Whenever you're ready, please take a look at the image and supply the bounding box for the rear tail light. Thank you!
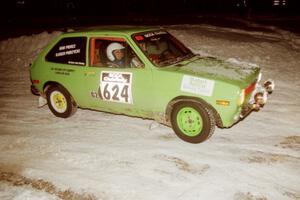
[32,79,40,84]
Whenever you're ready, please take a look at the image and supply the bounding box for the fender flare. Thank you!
[165,96,224,128]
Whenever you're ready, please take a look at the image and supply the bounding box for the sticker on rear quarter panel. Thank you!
[100,71,133,104]
[181,75,215,97]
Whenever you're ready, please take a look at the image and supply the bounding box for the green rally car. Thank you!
[30,27,275,143]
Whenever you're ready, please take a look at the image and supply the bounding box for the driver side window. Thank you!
[89,37,144,68]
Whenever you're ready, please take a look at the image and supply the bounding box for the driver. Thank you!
[106,42,125,67]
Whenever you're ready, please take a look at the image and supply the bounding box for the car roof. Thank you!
[61,26,161,37]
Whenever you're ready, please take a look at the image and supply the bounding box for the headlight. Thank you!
[238,89,245,106]
[258,72,262,82]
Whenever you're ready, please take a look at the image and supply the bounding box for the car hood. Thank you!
[167,56,260,88]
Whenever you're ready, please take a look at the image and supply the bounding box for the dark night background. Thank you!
[1,0,300,39]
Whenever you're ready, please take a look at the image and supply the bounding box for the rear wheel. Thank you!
[46,85,77,118]
[171,101,215,143]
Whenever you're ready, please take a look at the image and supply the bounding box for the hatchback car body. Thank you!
[30,27,274,143]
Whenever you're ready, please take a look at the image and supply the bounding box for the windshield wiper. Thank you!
[173,53,195,66]
[158,57,180,66]
[179,53,194,62]
[158,53,195,67]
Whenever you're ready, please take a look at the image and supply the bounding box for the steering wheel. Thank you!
[107,62,121,68]
[149,54,161,64]
[161,49,174,60]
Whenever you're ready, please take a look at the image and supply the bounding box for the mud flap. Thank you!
[149,121,161,130]
[38,96,47,108]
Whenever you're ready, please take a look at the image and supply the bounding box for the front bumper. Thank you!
[240,79,275,118]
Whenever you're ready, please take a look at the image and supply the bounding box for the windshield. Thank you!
[132,30,194,67]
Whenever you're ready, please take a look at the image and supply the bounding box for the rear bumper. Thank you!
[240,79,275,119]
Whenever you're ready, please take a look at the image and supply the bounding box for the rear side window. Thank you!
[46,37,87,66]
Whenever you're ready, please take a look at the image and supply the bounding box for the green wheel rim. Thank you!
[50,91,67,113]
[176,106,203,137]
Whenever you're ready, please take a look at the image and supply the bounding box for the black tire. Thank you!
[46,85,77,118]
[171,101,215,143]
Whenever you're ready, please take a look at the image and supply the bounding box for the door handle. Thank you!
[85,71,96,76]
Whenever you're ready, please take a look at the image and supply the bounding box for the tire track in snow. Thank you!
[0,171,97,200]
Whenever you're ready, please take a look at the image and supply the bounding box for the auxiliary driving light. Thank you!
[264,79,275,94]
[254,92,267,106]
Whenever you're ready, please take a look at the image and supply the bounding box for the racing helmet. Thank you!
[106,42,125,61]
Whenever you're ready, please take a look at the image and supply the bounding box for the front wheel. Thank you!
[171,102,215,143]
[46,85,77,118]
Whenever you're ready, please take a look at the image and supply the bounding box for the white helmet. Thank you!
[106,42,125,61]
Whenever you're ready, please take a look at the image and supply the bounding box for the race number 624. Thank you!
[101,83,130,103]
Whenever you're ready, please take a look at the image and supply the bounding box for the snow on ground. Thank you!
[0,23,299,200]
